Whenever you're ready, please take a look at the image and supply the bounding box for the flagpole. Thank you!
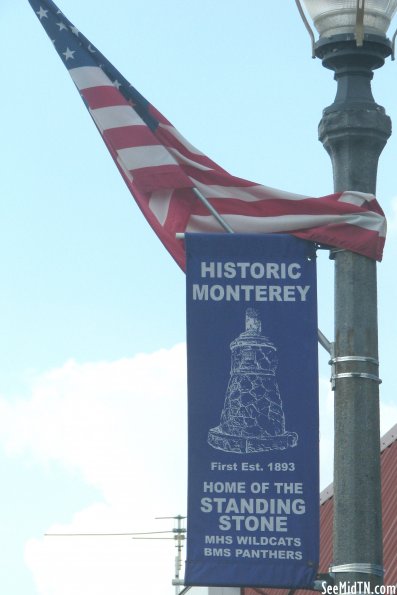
[191,188,235,234]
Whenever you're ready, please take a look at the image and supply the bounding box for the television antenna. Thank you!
[131,515,187,595]
[45,514,187,594]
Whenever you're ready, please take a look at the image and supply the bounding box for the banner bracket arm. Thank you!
[318,329,333,355]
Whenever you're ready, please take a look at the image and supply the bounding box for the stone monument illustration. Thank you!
[208,307,298,453]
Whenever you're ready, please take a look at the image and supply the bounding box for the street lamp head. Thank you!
[296,1,394,196]
[301,0,397,38]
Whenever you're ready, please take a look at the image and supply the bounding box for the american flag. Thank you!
[28,0,386,267]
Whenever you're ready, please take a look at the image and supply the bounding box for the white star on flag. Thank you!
[62,47,75,61]
[36,7,48,19]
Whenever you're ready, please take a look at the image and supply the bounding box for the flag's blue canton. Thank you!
[29,0,159,131]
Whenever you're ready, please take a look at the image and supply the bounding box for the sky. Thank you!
[0,1,397,594]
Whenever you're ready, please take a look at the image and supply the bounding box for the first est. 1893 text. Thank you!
[210,462,295,472]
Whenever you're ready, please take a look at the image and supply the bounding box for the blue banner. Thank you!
[185,234,319,588]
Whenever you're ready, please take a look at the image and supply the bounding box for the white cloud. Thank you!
[25,507,176,595]
[0,344,188,595]
[0,345,188,498]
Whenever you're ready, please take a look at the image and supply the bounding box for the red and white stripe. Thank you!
[69,64,386,269]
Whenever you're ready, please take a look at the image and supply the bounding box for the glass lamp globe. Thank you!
[301,0,397,37]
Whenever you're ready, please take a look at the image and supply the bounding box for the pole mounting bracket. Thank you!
[329,355,381,389]
[332,372,382,384]
[329,563,384,577]
[330,355,379,365]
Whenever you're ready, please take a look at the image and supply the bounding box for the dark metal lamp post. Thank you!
[296,1,397,591]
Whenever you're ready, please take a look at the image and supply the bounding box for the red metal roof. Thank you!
[244,424,397,595]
